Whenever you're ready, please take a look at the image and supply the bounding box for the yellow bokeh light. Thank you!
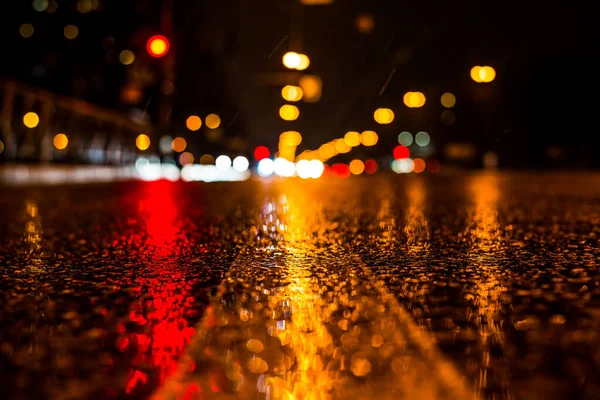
[0,140,4,154]
[199,154,214,165]
[64,25,79,40]
[119,50,135,65]
[77,0,92,13]
[279,105,299,121]
[171,137,187,152]
[344,131,361,147]
[179,151,194,165]
[334,139,351,154]
[374,108,395,124]
[403,92,426,108]
[205,113,221,129]
[318,143,336,160]
[296,54,310,71]
[361,130,378,146]
[136,134,150,151]
[471,66,496,83]
[282,52,301,69]
[186,115,202,131]
[23,112,39,128]
[280,131,302,147]
[299,75,322,103]
[281,85,303,102]
[53,133,68,150]
[149,38,167,56]
[349,159,365,175]
[441,92,456,108]
[20,24,34,38]
[355,14,375,34]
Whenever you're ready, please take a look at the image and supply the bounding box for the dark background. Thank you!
[1,0,594,168]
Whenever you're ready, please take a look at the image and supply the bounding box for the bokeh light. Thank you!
[119,50,135,65]
[470,66,496,83]
[254,146,270,161]
[179,152,194,166]
[158,136,172,154]
[280,131,302,147]
[441,110,456,125]
[440,92,456,108]
[215,155,232,171]
[171,137,187,152]
[403,92,426,108]
[199,154,215,165]
[136,134,151,151]
[334,139,351,154]
[412,158,426,173]
[298,75,322,102]
[205,114,221,129]
[355,14,375,33]
[53,133,68,150]
[77,0,92,13]
[273,158,296,177]
[427,159,441,173]
[282,52,301,69]
[364,159,378,174]
[349,159,365,175]
[64,25,79,40]
[233,156,249,172]
[0,141,4,154]
[32,0,48,12]
[147,35,169,58]
[257,158,274,177]
[398,131,413,146]
[415,131,430,147]
[281,85,303,102]
[393,145,410,159]
[23,112,39,128]
[186,115,202,131]
[296,54,310,71]
[344,131,361,147]
[19,24,34,38]
[360,130,378,146]
[373,108,395,124]
[279,105,299,121]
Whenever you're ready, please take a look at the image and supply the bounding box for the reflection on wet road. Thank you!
[1,173,600,399]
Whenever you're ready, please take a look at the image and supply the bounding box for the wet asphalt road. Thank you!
[1,172,600,400]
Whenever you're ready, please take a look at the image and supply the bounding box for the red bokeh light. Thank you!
[364,159,378,174]
[253,146,270,161]
[393,145,410,159]
[427,158,441,173]
[331,163,351,179]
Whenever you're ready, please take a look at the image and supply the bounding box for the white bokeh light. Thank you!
[232,156,249,172]
[215,155,232,171]
[273,158,295,177]
[257,158,274,177]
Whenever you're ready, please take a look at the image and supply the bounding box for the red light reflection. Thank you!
[118,182,197,395]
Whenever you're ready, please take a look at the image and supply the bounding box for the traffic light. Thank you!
[146,35,170,58]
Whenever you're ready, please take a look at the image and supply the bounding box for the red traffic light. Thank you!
[146,35,170,58]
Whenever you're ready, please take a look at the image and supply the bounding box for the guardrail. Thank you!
[0,80,153,164]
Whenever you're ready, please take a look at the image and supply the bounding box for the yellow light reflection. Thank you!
[404,178,430,254]
[468,173,508,396]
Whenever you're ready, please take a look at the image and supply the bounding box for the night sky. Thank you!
[2,0,594,167]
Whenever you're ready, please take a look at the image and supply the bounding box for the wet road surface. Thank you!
[1,172,600,400]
